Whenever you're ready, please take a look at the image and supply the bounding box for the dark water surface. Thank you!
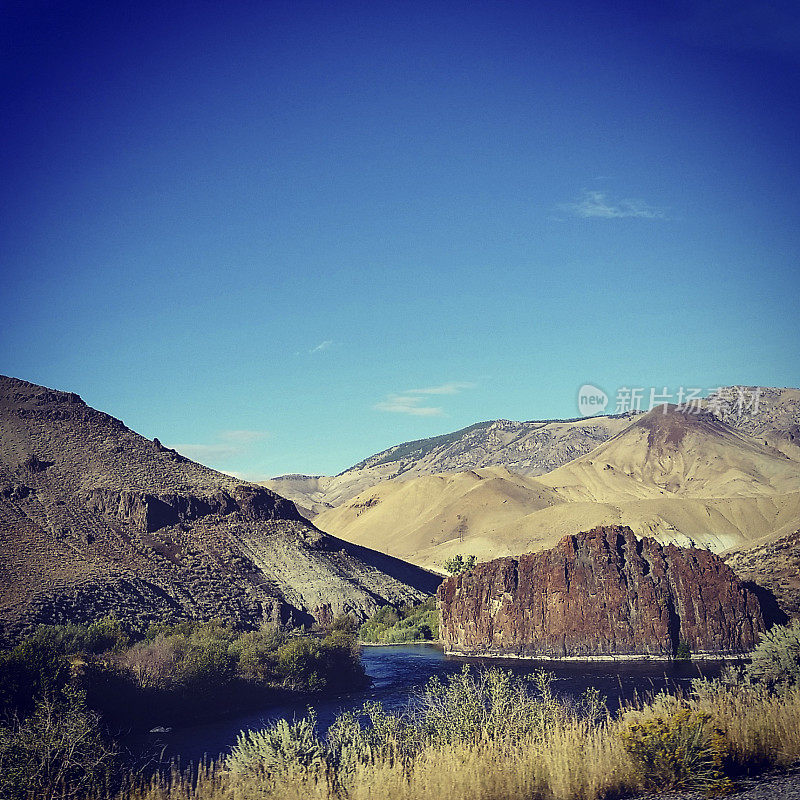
[130,644,727,767]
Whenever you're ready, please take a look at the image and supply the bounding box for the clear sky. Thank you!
[2,0,799,479]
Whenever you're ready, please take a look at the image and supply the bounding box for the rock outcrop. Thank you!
[437,526,765,658]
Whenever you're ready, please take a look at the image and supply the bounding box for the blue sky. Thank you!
[2,0,799,478]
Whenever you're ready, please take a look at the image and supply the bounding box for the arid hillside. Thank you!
[265,387,800,516]
[263,414,638,513]
[0,376,439,640]
[314,406,800,571]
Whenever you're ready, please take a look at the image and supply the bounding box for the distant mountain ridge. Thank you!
[265,386,800,515]
[0,376,438,640]
[264,413,639,513]
[312,403,800,572]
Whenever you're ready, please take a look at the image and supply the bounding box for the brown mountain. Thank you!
[0,376,439,640]
[314,406,800,570]
[725,529,800,620]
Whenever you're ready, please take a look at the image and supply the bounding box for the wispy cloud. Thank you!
[560,190,665,220]
[309,340,333,354]
[374,381,475,416]
[374,394,445,416]
[169,429,268,464]
[405,381,476,396]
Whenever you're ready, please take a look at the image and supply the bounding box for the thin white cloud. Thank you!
[405,381,476,395]
[560,190,665,220]
[309,340,334,354]
[374,381,475,416]
[374,394,445,416]
[169,429,269,464]
[218,429,268,443]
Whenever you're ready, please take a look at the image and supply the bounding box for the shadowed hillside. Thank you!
[0,376,439,640]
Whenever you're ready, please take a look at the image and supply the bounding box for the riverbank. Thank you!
[360,639,441,646]
[442,648,748,662]
[112,667,800,800]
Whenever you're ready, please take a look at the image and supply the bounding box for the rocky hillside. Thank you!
[263,414,637,513]
[313,406,800,569]
[265,387,800,515]
[725,529,800,620]
[437,526,765,659]
[0,376,439,641]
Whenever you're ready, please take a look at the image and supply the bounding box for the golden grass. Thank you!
[119,681,800,800]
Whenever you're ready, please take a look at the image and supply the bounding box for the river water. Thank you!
[134,644,727,767]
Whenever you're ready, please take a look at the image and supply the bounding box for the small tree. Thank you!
[443,554,477,575]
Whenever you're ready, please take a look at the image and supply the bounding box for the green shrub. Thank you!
[0,687,115,800]
[443,554,477,574]
[675,640,692,661]
[228,627,285,684]
[621,706,732,795]
[27,614,131,656]
[745,620,800,686]
[227,711,326,789]
[275,638,327,692]
[416,666,564,746]
[359,598,438,643]
[0,636,70,716]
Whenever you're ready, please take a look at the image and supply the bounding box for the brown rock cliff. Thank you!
[437,526,764,658]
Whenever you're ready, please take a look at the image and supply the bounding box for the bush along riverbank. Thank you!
[6,619,798,800]
[0,615,367,800]
[2,619,800,800]
[358,597,438,644]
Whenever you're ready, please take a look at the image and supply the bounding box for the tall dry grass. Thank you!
[119,674,800,800]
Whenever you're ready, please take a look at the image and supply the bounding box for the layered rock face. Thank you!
[437,526,765,658]
[0,375,439,640]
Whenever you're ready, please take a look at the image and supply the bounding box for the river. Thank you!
[132,644,727,767]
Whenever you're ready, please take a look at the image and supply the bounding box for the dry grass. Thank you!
[118,678,800,800]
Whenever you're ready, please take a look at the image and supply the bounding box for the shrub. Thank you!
[117,620,237,691]
[228,628,284,684]
[675,640,692,661]
[359,598,438,643]
[443,554,477,575]
[0,636,70,716]
[227,710,326,790]
[28,614,131,656]
[0,687,115,800]
[621,705,732,795]
[415,666,565,746]
[745,620,800,686]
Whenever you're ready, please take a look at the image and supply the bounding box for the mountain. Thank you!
[313,406,800,570]
[0,376,439,640]
[264,387,800,516]
[725,529,800,620]
[263,413,638,513]
[706,386,800,461]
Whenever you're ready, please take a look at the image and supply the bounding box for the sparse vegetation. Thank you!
[442,554,476,575]
[359,598,438,643]
[90,664,800,800]
[745,619,800,686]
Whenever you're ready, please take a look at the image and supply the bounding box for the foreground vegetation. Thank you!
[2,619,800,800]
[359,598,438,643]
[0,616,365,800]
